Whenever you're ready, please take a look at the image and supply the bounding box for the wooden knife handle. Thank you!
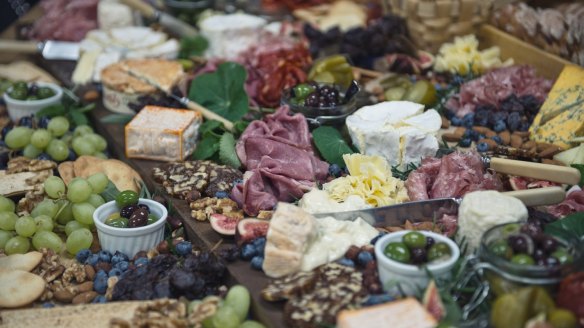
[184,99,234,132]
[490,157,581,185]
[502,187,566,206]
[118,0,157,19]
[0,40,39,54]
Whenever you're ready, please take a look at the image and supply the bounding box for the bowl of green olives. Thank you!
[93,194,167,258]
[3,81,63,122]
[374,230,460,295]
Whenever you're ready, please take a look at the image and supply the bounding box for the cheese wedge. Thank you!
[530,65,584,149]
[119,59,184,93]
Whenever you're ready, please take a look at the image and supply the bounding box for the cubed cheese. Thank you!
[346,101,441,168]
[530,65,584,149]
[125,106,202,161]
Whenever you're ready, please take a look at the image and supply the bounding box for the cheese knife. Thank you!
[119,0,199,38]
[0,40,79,61]
[313,187,566,227]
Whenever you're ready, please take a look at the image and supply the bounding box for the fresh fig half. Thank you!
[422,280,445,321]
[509,176,529,190]
[235,218,270,246]
[209,213,238,236]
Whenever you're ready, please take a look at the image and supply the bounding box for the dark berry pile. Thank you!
[303,15,415,69]
[449,94,543,133]
[112,250,227,301]
[127,87,184,112]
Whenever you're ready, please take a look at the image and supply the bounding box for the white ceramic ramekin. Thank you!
[374,230,460,296]
[3,82,63,122]
[93,198,167,258]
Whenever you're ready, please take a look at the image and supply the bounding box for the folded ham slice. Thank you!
[232,106,329,216]
[546,189,584,218]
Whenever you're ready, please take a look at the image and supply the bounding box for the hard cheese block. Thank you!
[530,65,584,149]
[125,106,202,161]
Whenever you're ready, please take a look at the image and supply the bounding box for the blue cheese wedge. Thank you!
[346,101,441,169]
[125,106,202,162]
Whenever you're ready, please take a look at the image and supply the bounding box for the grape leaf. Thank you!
[188,62,249,121]
[193,135,220,160]
[312,126,356,166]
[218,132,241,169]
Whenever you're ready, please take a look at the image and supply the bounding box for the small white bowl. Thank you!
[3,82,63,122]
[93,199,168,258]
[374,230,460,296]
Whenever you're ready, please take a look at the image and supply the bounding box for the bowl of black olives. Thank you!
[3,81,62,122]
[281,80,360,127]
[93,191,167,258]
[374,230,460,296]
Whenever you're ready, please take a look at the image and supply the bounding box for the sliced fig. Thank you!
[422,280,445,321]
[235,218,270,246]
[526,180,557,189]
[209,214,238,236]
[509,176,529,190]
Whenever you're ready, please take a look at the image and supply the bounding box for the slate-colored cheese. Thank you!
[125,106,202,162]
[530,65,584,149]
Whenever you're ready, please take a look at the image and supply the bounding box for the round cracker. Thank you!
[0,252,43,272]
[0,270,46,308]
[101,159,142,192]
[73,155,105,177]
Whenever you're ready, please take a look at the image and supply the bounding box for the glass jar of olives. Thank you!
[281,81,360,128]
[477,222,581,296]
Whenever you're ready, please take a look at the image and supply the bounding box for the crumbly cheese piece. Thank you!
[298,188,371,214]
[125,106,202,162]
[337,297,437,328]
[200,13,266,60]
[98,1,134,30]
[323,154,409,207]
[72,51,100,85]
[458,190,528,253]
[434,34,513,75]
[530,65,584,149]
[346,101,441,169]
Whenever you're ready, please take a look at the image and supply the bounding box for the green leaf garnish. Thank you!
[193,135,220,160]
[188,62,249,122]
[544,212,584,245]
[100,180,121,202]
[218,132,241,169]
[570,164,584,186]
[312,126,355,166]
[178,35,209,59]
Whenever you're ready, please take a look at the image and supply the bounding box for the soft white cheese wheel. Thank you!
[458,190,528,253]
[200,13,267,60]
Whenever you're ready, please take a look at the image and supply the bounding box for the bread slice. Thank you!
[119,59,184,94]
[337,297,437,328]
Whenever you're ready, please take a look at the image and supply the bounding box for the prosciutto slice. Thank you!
[406,151,503,200]
[232,106,328,216]
[546,189,584,218]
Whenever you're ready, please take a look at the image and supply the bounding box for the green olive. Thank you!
[427,242,451,262]
[13,81,27,90]
[384,242,411,263]
[9,88,27,100]
[147,214,158,225]
[489,240,514,260]
[552,249,573,265]
[402,231,427,249]
[293,83,316,100]
[510,254,535,265]
[105,214,128,228]
[115,190,139,207]
[36,87,55,99]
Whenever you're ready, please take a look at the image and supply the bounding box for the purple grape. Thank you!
[520,223,542,239]
[508,235,529,254]
[538,236,558,254]
[533,248,546,261]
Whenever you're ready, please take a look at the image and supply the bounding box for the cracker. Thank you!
[0,252,42,272]
[100,159,141,192]
[58,161,75,185]
[0,270,46,308]
[73,156,105,177]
